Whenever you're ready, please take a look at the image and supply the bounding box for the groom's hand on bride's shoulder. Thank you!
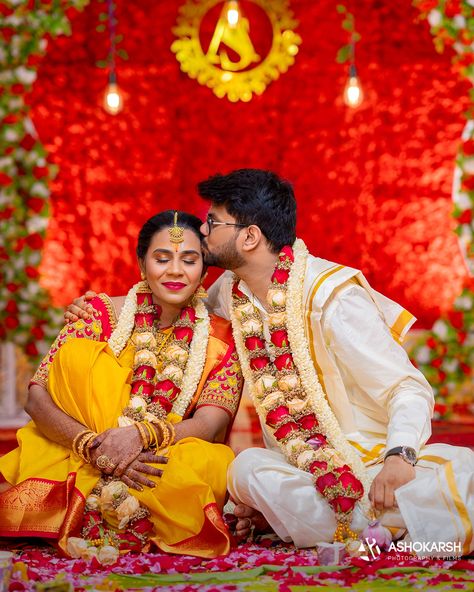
[64,290,97,323]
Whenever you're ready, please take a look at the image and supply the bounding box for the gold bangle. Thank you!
[72,429,91,457]
[157,420,170,450]
[166,421,176,446]
[77,431,96,463]
[134,422,149,450]
[143,421,157,449]
[83,432,99,463]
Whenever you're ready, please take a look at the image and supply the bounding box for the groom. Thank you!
[195,168,474,554]
[67,168,474,554]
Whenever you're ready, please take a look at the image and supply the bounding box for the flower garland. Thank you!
[67,282,210,563]
[0,1,90,359]
[411,0,474,418]
[229,241,368,541]
[111,281,210,422]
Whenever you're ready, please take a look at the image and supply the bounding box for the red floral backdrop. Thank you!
[29,0,470,328]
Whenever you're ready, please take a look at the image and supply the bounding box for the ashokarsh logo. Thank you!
[171,0,301,102]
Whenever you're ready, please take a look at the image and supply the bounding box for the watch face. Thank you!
[403,447,417,464]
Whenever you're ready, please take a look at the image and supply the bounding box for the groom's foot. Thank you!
[234,503,272,539]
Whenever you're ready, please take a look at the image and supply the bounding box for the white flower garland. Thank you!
[287,240,371,510]
[230,240,371,514]
[172,297,209,417]
[108,281,210,418]
[108,282,141,357]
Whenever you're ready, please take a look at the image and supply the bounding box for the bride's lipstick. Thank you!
[162,282,186,291]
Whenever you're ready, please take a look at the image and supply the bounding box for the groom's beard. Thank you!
[202,238,245,270]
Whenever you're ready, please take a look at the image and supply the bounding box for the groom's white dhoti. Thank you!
[208,256,474,556]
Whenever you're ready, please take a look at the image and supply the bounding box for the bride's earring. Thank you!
[194,284,208,299]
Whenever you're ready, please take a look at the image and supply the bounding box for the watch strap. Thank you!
[385,446,417,465]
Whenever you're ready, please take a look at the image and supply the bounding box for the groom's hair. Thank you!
[197,169,296,253]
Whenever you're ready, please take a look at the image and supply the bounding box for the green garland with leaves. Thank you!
[0,1,90,359]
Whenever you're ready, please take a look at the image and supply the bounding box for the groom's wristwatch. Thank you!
[384,446,417,466]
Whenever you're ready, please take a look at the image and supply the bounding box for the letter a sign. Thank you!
[171,0,301,102]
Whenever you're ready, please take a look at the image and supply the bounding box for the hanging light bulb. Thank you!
[103,72,123,115]
[343,63,363,108]
[225,0,240,27]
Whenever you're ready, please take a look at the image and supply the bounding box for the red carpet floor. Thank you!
[0,539,473,592]
[1,423,473,591]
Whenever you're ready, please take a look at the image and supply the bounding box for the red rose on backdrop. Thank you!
[266,405,290,427]
[458,209,472,224]
[273,421,299,440]
[5,300,18,314]
[274,353,294,370]
[0,172,13,186]
[26,197,45,213]
[0,207,14,220]
[25,265,40,279]
[447,309,464,328]
[174,326,194,342]
[250,356,270,370]
[245,335,265,350]
[271,329,289,347]
[426,336,438,349]
[20,134,36,150]
[31,326,45,340]
[13,238,25,252]
[25,342,39,356]
[26,233,44,250]
[463,140,474,155]
[6,283,20,292]
[5,316,19,329]
[330,495,357,513]
[444,0,461,18]
[461,175,474,191]
[33,166,49,179]
[271,269,290,284]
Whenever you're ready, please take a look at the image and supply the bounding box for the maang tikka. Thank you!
[168,211,185,251]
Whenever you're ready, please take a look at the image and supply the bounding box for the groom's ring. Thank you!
[96,454,115,471]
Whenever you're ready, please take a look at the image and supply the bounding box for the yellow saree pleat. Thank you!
[0,338,234,558]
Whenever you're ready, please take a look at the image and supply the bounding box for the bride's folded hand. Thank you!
[118,452,168,491]
[90,426,142,477]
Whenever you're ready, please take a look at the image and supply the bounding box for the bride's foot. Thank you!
[234,503,272,539]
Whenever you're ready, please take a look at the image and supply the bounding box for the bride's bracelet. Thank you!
[72,429,97,463]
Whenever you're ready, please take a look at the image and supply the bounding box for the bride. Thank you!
[0,210,243,561]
